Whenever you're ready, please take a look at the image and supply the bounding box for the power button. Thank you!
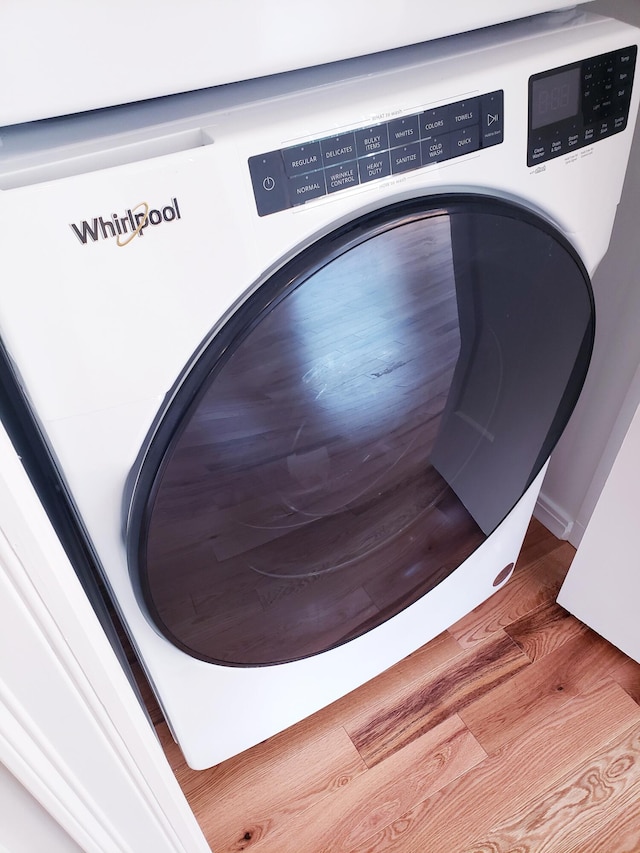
[248,151,290,216]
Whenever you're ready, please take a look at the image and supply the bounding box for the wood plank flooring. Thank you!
[147,519,640,852]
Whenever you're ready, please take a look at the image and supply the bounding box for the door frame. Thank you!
[0,420,209,852]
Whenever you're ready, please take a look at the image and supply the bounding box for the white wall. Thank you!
[537,0,640,546]
[557,355,640,661]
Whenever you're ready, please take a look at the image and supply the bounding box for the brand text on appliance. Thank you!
[69,198,181,246]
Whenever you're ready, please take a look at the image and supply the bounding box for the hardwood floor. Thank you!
[146,519,640,852]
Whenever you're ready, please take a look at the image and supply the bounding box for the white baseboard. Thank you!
[534,491,574,541]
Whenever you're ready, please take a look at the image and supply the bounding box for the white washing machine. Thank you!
[0,10,638,769]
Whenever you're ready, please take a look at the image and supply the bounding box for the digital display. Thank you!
[531,67,581,130]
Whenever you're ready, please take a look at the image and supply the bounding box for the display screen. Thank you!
[531,67,581,130]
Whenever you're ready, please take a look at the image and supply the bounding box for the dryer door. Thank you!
[127,195,593,666]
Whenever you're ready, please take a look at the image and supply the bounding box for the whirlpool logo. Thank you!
[69,198,181,247]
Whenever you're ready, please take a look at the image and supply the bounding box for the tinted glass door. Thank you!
[127,196,593,666]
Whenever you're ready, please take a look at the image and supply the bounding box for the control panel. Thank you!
[528,45,637,167]
[249,91,503,216]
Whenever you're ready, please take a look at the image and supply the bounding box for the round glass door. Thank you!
[127,195,594,665]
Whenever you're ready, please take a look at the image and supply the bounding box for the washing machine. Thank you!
[0,10,638,770]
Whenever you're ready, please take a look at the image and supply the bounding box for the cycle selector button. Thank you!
[249,89,505,216]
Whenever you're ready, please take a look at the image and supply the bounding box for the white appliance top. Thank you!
[1,0,593,126]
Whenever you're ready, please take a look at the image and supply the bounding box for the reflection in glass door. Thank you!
[128,197,593,666]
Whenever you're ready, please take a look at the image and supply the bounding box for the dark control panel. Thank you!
[528,45,637,167]
[249,91,503,216]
